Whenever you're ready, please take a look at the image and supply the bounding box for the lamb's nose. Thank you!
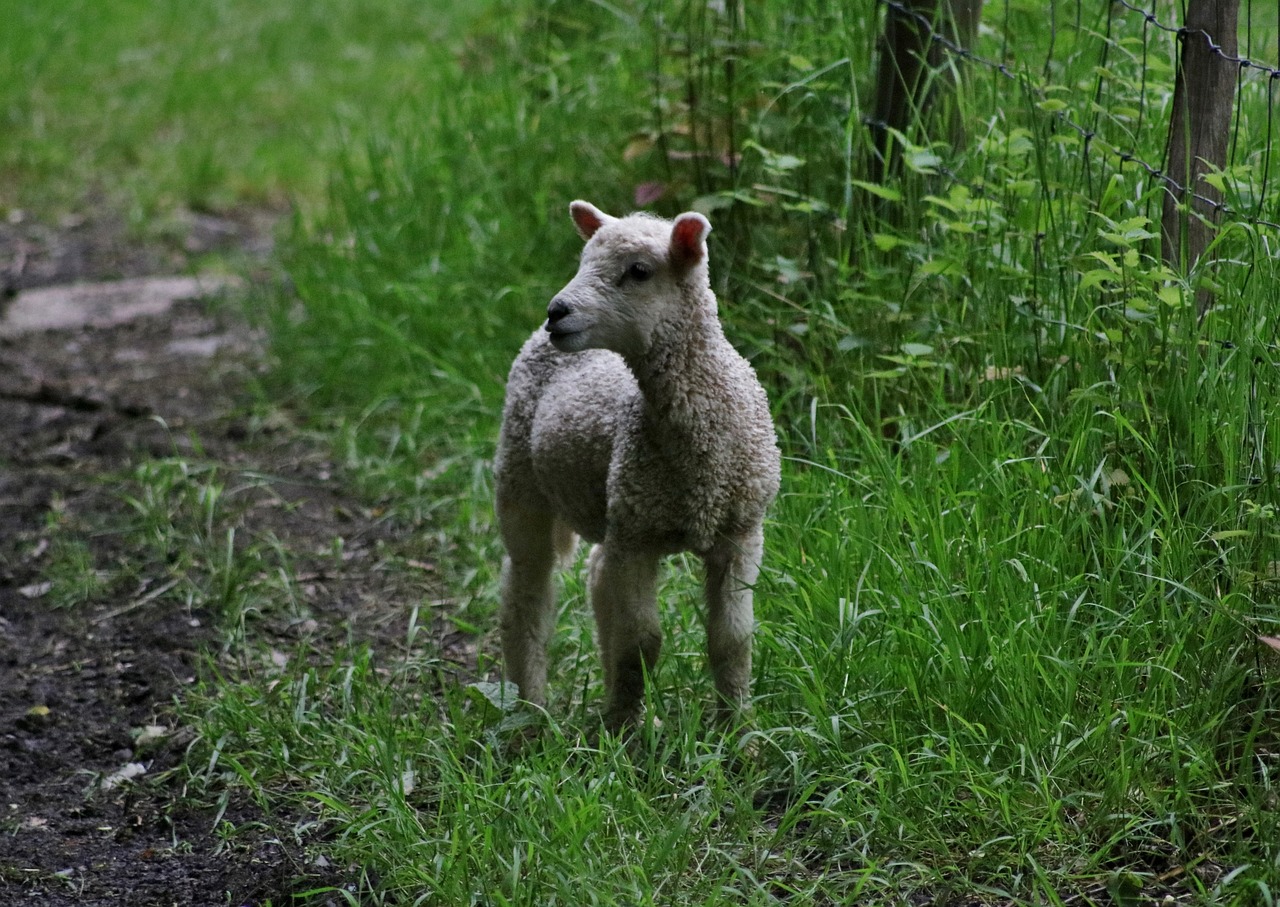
[546,297,571,325]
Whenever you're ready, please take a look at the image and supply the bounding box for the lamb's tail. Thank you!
[552,519,579,570]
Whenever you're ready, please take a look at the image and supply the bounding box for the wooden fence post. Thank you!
[867,0,982,183]
[1161,0,1240,315]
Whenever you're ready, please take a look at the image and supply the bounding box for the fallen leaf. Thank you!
[623,134,655,162]
[634,182,667,206]
[132,724,169,748]
[982,365,1024,382]
[17,705,52,731]
[19,581,53,599]
[1260,636,1280,653]
[466,680,521,718]
[101,762,147,790]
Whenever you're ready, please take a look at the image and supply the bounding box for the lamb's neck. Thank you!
[627,306,734,437]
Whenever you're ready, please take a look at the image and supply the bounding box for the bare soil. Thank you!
[0,211,441,905]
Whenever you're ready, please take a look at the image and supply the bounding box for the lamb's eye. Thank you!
[625,262,653,282]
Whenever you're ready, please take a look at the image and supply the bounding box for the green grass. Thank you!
[209,0,1280,902]
[10,0,1280,903]
[0,0,481,221]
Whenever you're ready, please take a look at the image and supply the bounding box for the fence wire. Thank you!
[1112,0,1280,79]
[875,0,1280,233]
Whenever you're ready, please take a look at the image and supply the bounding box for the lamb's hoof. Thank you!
[729,727,762,769]
[500,707,551,756]
[594,708,660,750]
[715,709,762,768]
[503,722,535,754]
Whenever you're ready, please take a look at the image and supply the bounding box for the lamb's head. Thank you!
[544,200,713,361]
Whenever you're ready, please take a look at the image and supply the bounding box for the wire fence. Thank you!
[1112,0,1280,79]
[876,0,1280,233]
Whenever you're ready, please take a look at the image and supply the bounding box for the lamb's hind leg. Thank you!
[590,544,661,731]
[498,498,563,709]
[586,546,615,698]
[704,525,764,724]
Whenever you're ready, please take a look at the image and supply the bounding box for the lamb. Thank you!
[494,200,781,732]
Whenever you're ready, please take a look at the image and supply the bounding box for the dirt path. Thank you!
[0,216,438,904]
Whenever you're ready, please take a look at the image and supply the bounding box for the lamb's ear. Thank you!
[669,212,711,270]
[569,200,613,241]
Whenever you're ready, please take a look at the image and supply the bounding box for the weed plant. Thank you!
[186,0,1280,903]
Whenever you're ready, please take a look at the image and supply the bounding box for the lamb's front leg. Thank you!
[704,526,764,724]
[590,544,661,731]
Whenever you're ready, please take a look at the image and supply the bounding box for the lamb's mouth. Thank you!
[546,324,583,342]
[547,327,588,352]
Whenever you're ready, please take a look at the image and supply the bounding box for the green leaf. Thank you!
[1098,215,1159,246]
[1079,269,1114,290]
[923,194,959,213]
[872,232,911,251]
[693,193,737,214]
[851,179,902,202]
[865,367,908,379]
[1210,529,1251,541]
[1106,872,1145,907]
[920,258,963,277]
[1083,250,1121,273]
[904,149,942,174]
[745,139,805,172]
[1200,170,1228,193]
[880,354,939,368]
[724,189,766,207]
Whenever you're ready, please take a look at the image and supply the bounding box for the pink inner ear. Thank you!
[570,202,608,240]
[671,213,710,266]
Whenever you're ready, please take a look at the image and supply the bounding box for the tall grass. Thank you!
[192,0,1280,902]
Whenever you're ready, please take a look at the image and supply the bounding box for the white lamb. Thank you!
[494,200,781,731]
